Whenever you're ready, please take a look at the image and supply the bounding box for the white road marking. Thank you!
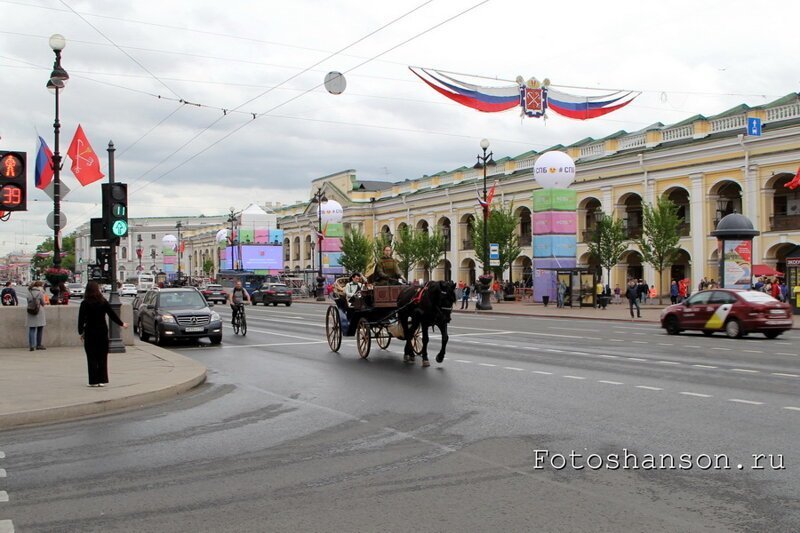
[771,373,799,378]
[626,357,646,362]
[784,406,800,412]
[502,345,518,348]
[568,351,588,355]
[598,380,623,385]
[728,399,764,405]
[680,392,712,398]
[503,366,525,371]
[531,370,553,375]
[731,368,759,374]
[545,349,564,353]
[0,520,13,533]
[454,359,472,363]
[0,469,4,478]
[222,341,326,349]
[563,375,586,380]
[0,491,7,502]
[657,361,680,365]
[597,354,618,359]
[632,340,648,344]
[711,347,732,351]
[685,345,700,348]
[609,339,624,342]
[450,331,514,337]
[742,350,763,354]
[692,364,717,369]
[549,326,599,333]
[636,385,663,391]
[775,352,796,356]
[658,343,674,346]
[478,363,497,367]
[0,452,4,459]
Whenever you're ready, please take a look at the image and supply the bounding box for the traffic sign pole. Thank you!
[106,141,125,354]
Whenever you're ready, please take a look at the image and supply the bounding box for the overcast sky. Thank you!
[1,0,798,255]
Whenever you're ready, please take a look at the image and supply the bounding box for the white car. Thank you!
[67,283,84,298]
[120,284,138,297]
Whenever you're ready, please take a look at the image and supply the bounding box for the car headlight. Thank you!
[211,312,220,322]
[160,314,176,323]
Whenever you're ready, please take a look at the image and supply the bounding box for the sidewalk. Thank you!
[0,342,206,430]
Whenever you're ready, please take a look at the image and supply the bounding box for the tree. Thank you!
[414,229,445,281]
[468,201,521,280]
[203,258,215,276]
[392,225,418,280]
[586,212,628,289]
[338,228,372,275]
[31,234,76,278]
[637,198,682,304]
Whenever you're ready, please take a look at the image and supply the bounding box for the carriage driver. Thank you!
[372,245,405,285]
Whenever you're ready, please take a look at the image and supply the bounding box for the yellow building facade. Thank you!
[276,94,800,293]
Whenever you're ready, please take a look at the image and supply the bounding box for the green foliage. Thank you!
[392,225,418,279]
[31,233,76,277]
[637,198,683,303]
[468,201,521,280]
[203,258,215,275]
[586,213,628,284]
[338,228,372,275]
[414,229,445,280]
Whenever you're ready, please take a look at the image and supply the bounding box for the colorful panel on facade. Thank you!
[533,235,577,258]
[324,223,345,238]
[321,237,342,252]
[532,188,577,212]
[239,229,254,244]
[254,229,269,243]
[533,211,577,235]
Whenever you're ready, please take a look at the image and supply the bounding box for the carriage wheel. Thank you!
[356,318,371,359]
[411,325,424,355]
[325,306,342,352]
[376,326,392,350]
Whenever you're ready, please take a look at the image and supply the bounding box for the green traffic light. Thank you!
[112,220,128,237]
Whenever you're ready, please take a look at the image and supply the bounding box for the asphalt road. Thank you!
[2,302,798,532]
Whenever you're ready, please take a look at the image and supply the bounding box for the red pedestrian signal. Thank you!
[0,151,26,211]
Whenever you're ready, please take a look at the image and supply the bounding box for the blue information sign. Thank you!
[747,117,762,136]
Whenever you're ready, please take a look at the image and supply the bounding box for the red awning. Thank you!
[752,264,783,277]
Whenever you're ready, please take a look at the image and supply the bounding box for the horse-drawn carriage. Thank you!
[325,283,424,359]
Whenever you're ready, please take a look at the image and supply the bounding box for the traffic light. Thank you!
[102,182,128,241]
[0,151,27,212]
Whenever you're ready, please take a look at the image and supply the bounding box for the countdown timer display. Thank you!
[0,151,26,211]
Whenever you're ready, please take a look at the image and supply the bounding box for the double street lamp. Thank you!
[473,138,495,310]
[309,188,327,301]
[227,207,238,270]
[47,34,69,270]
[175,221,183,284]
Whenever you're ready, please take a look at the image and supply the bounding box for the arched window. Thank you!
[121,247,127,259]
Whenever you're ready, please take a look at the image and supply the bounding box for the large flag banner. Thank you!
[35,136,54,190]
[785,167,800,190]
[66,124,105,186]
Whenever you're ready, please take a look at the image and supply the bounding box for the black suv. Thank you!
[138,287,223,345]
[250,283,292,306]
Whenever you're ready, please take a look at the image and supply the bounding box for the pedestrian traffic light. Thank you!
[102,182,128,241]
[0,151,27,212]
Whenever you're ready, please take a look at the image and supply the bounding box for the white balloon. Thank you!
[324,71,346,95]
[162,234,177,245]
[533,151,576,189]
[215,229,228,243]
[318,199,343,224]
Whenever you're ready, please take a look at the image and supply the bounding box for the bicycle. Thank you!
[232,303,247,336]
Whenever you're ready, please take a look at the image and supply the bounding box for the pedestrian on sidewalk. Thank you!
[626,280,641,318]
[26,280,48,351]
[1,281,18,306]
[78,281,128,388]
[557,279,566,308]
[460,285,470,310]
[670,280,679,304]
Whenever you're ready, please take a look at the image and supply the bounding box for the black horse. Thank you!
[397,280,457,367]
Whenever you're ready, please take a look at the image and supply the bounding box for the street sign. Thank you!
[747,117,762,136]
[489,243,500,266]
[490,259,500,267]
[46,211,67,230]
[42,180,71,201]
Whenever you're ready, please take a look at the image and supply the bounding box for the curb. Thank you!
[0,344,207,430]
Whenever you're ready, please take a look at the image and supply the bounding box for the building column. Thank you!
[744,163,760,261]
[690,173,706,283]
[600,186,613,215]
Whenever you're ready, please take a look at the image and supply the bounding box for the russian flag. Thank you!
[35,136,54,190]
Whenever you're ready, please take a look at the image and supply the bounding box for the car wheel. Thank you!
[285,302,291,307]
[702,330,713,336]
[138,320,148,341]
[209,335,222,345]
[154,327,164,346]
[724,318,742,339]
[763,330,782,339]
[665,315,681,335]
[272,302,278,306]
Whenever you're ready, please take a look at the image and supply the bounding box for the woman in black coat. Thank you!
[78,281,128,387]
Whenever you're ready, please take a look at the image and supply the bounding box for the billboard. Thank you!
[222,245,282,270]
[722,240,752,290]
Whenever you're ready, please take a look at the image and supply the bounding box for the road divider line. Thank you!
[0,469,5,478]
[712,347,732,351]
[503,367,525,371]
[531,370,552,375]
[609,339,624,342]
[685,345,700,348]
[692,364,717,369]
[728,399,763,405]
[742,350,763,354]
[563,375,586,380]
[775,352,796,356]
[626,357,646,362]
[0,491,7,502]
[597,354,618,359]
[658,343,674,346]
[656,361,680,365]
[784,406,800,412]
[680,392,712,398]
[772,373,799,378]
[454,359,472,363]
[567,351,588,355]
[478,363,497,367]
[0,520,14,533]
[731,369,759,374]
[632,341,648,344]
[636,385,663,391]
[598,380,623,385]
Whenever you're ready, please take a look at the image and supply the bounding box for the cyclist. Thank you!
[229,281,250,326]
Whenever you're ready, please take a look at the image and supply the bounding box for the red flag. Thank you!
[486,180,498,206]
[785,167,800,190]
[179,241,185,254]
[66,125,105,186]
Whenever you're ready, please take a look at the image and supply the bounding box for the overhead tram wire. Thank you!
[127,0,491,199]
[58,0,183,100]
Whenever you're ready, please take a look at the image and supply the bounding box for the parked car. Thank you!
[67,282,84,298]
[250,283,292,306]
[201,284,228,304]
[138,287,223,345]
[131,293,145,333]
[660,289,793,338]
[120,283,138,297]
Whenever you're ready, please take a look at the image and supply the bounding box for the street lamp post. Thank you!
[473,138,495,310]
[136,234,143,272]
[226,207,237,270]
[442,224,450,281]
[176,221,183,285]
[47,34,69,272]
[310,188,327,301]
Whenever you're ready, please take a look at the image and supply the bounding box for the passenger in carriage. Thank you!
[345,272,364,308]
[372,246,405,286]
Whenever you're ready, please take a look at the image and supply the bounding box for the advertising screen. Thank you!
[223,245,282,270]
[722,240,752,289]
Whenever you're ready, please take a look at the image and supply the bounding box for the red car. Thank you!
[660,289,793,339]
